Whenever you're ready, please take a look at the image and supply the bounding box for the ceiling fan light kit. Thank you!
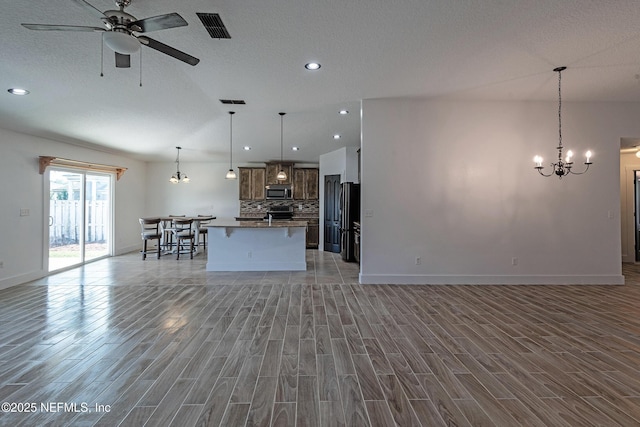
[103,30,140,54]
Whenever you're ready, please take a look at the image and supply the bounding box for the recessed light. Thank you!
[333,134,341,140]
[339,110,349,115]
[292,146,300,151]
[8,88,29,95]
[305,62,321,70]
[243,146,251,151]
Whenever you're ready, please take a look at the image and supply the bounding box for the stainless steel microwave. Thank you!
[266,184,292,200]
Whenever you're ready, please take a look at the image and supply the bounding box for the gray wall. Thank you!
[360,98,639,284]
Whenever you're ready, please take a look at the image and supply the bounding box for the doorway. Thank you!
[48,169,112,272]
[324,174,341,252]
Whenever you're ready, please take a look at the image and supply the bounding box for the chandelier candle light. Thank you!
[225,111,237,179]
[534,66,592,178]
[169,146,189,183]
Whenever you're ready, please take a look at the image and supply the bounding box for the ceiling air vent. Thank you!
[220,99,246,105]
[197,13,231,39]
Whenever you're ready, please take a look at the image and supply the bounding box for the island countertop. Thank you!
[206,219,307,271]
[208,219,308,228]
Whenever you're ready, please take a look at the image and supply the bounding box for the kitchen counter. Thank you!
[212,219,308,228]
[206,219,307,271]
[235,215,319,221]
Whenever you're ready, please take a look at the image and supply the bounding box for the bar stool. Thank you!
[172,218,195,259]
[197,215,215,252]
[139,218,162,260]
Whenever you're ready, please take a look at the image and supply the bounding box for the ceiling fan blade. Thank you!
[115,52,131,68]
[21,23,105,32]
[138,36,199,66]
[129,13,188,33]
[70,0,108,20]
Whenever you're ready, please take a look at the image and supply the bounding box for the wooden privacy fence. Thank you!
[49,200,109,246]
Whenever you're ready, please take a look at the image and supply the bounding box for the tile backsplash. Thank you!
[240,199,319,216]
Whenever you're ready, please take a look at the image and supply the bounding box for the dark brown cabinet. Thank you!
[239,167,265,200]
[306,218,319,248]
[292,168,319,200]
[266,162,293,185]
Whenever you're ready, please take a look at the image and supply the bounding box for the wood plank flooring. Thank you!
[1,252,640,426]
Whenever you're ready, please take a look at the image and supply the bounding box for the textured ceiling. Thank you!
[3,0,640,162]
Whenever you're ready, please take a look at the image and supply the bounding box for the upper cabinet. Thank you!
[293,168,319,200]
[266,162,294,185]
[240,163,317,200]
[239,167,266,200]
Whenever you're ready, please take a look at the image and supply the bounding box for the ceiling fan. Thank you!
[21,0,199,68]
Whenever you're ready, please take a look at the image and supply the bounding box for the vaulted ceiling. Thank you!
[2,0,640,162]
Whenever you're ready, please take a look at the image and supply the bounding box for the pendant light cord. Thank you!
[280,114,284,162]
[176,146,180,176]
[554,66,566,163]
[229,111,234,169]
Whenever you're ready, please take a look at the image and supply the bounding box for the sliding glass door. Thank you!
[48,169,112,272]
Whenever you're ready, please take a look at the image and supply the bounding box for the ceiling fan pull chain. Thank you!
[100,32,104,77]
[139,50,142,87]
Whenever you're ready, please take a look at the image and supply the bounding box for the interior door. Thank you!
[636,171,640,262]
[48,169,112,271]
[324,174,341,252]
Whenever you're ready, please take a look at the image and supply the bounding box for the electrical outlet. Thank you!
[512,257,518,266]
[248,251,252,259]
[20,208,29,216]
[364,209,374,218]
[415,257,421,265]
[0,260,4,269]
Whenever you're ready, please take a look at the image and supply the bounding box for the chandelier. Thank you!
[169,146,190,183]
[225,111,237,179]
[534,66,592,178]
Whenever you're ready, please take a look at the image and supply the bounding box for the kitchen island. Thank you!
[206,219,308,271]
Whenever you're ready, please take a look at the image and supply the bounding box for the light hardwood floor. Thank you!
[1,252,640,426]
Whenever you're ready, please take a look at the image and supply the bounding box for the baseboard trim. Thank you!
[115,244,140,256]
[0,271,46,291]
[358,273,625,285]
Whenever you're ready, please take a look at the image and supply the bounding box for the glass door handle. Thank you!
[49,216,53,226]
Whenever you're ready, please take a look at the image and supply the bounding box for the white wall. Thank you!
[620,151,640,263]
[145,162,240,219]
[0,127,147,290]
[361,98,640,285]
[318,147,360,251]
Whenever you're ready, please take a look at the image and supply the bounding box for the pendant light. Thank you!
[170,146,189,183]
[225,111,237,179]
[277,112,287,180]
[533,67,592,178]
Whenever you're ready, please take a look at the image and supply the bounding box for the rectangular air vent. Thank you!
[197,13,231,39]
[220,99,246,105]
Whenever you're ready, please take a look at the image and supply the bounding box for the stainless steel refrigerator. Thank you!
[340,182,360,261]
